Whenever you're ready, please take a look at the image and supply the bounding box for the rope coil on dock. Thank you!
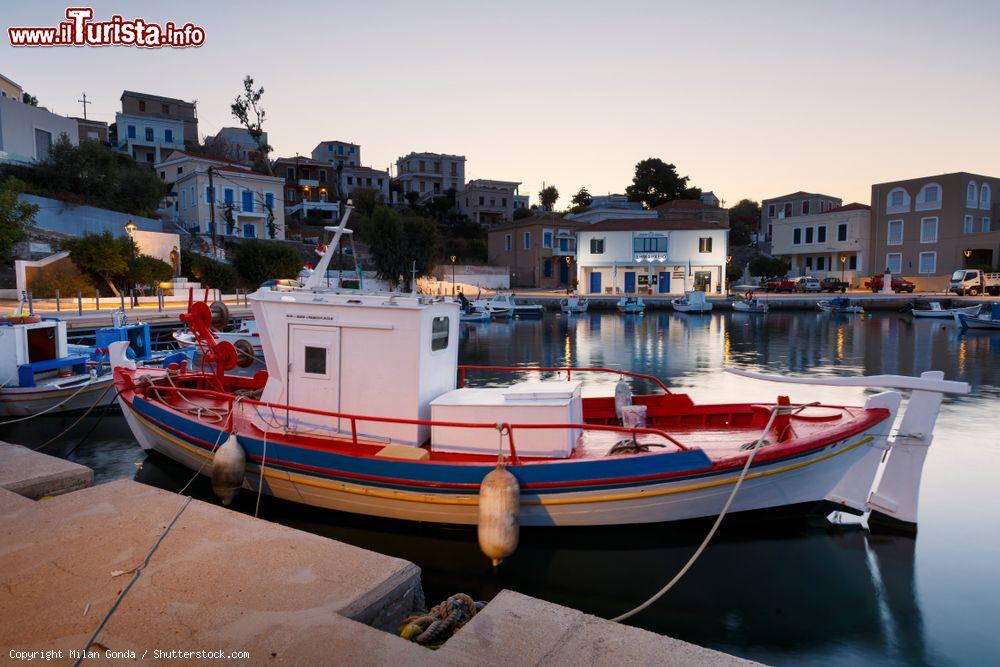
[399,593,487,647]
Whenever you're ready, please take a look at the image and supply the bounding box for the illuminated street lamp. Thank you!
[450,255,457,296]
[124,220,138,235]
[840,254,847,281]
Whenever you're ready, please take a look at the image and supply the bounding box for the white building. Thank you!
[312,140,361,167]
[0,96,79,164]
[576,218,730,295]
[770,203,871,285]
[342,165,390,201]
[565,206,657,225]
[157,152,286,240]
[115,112,185,164]
[395,152,466,201]
[205,127,268,166]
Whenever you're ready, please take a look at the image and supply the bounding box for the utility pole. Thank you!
[208,166,217,255]
[77,93,91,120]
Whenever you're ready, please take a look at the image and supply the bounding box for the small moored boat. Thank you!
[911,302,981,319]
[817,297,864,314]
[559,294,589,314]
[617,295,645,314]
[481,293,544,318]
[732,292,768,313]
[671,291,712,313]
[955,304,1000,331]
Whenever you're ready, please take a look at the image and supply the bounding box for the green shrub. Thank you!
[749,256,789,277]
[231,240,303,286]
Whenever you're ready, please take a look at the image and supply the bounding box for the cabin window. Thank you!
[431,316,450,351]
[304,346,327,375]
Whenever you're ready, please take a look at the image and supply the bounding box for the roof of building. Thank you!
[70,117,108,127]
[396,151,466,161]
[762,190,841,202]
[653,198,718,212]
[466,179,521,189]
[120,90,196,107]
[158,150,252,170]
[0,73,21,89]
[585,217,729,232]
[827,202,870,213]
[272,156,330,167]
[871,172,1000,187]
[489,214,585,231]
[315,139,359,146]
[342,164,388,175]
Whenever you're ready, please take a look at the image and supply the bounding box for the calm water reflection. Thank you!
[5,311,998,666]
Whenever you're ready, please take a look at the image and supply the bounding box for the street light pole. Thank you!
[450,255,457,296]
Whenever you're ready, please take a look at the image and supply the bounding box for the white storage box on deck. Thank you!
[430,380,583,458]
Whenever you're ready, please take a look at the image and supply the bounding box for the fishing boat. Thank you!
[173,318,263,355]
[617,295,645,314]
[480,293,544,319]
[0,315,117,418]
[671,291,712,313]
[559,294,589,314]
[732,297,769,313]
[460,309,491,323]
[69,310,195,369]
[817,297,864,314]
[109,213,969,532]
[911,302,981,319]
[955,304,1000,331]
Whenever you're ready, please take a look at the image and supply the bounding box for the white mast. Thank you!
[305,205,353,290]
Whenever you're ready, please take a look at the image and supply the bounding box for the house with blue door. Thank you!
[487,214,587,288]
[576,217,729,295]
[157,151,285,240]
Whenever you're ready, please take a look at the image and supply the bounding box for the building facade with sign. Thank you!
[575,218,729,295]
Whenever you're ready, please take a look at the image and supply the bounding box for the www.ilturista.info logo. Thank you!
[7,7,205,48]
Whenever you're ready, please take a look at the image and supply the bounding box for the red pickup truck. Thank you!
[763,277,795,293]
[864,275,916,293]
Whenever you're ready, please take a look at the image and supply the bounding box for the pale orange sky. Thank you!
[4,0,999,207]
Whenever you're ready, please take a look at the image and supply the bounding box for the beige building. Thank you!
[159,152,285,240]
[72,117,109,144]
[120,90,198,144]
[0,73,23,102]
[312,140,361,167]
[760,191,842,242]
[395,152,465,201]
[459,179,521,225]
[770,203,871,286]
[487,214,586,288]
[870,172,999,290]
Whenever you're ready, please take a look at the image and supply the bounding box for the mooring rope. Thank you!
[31,383,120,451]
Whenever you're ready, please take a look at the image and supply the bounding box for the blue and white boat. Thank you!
[955,303,1000,330]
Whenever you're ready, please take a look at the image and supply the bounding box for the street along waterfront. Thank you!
[5,309,997,666]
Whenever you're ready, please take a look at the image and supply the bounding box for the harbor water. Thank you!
[5,310,998,666]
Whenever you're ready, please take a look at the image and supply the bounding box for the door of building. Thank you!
[559,260,569,284]
[658,272,670,294]
[693,271,711,292]
[624,271,636,294]
[288,325,341,432]
[589,271,601,294]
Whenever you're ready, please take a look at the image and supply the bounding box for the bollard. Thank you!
[55,289,61,312]
[120,291,125,311]
[95,289,100,311]
[77,291,83,316]
[157,288,163,312]
[27,292,34,315]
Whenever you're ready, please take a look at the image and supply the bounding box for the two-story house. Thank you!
[120,90,198,144]
[459,180,522,225]
[576,217,730,295]
[394,152,465,202]
[0,96,78,164]
[272,156,340,221]
[114,111,185,164]
[158,152,285,240]
[487,214,586,288]
[312,140,361,168]
[341,165,390,201]
[760,191,843,242]
[770,203,871,285]
[870,172,1000,290]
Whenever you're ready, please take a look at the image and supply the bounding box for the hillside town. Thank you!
[1,70,997,300]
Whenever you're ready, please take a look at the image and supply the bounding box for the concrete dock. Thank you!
[0,444,749,665]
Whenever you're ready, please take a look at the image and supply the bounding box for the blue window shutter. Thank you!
[127,125,136,138]
[224,189,234,204]
[265,193,274,209]
[165,129,173,142]
[242,190,253,212]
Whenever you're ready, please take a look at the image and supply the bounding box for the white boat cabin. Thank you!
[0,319,85,388]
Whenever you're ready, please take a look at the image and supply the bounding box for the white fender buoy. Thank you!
[211,433,245,506]
[477,463,520,566]
[614,377,632,421]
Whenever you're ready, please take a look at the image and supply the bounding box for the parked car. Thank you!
[792,276,821,293]
[820,277,849,293]
[260,278,304,291]
[864,275,916,293]
[763,276,795,293]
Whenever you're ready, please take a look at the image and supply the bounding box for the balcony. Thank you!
[552,246,576,257]
[299,179,320,188]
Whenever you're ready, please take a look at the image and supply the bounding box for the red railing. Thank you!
[458,365,671,394]
[138,383,688,464]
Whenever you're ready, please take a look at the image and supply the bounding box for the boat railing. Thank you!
[137,382,688,463]
[457,365,671,394]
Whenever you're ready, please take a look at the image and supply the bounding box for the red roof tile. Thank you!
[827,202,870,213]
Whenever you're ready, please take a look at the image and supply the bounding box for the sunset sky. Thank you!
[3,0,999,207]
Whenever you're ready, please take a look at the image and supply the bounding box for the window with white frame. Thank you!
[767,203,776,218]
[964,215,974,233]
[982,184,992,209]
[967,182,978,207]
[920,217,938,243]
[817,225,827,243]
[887,219,903,245]
[504,234,511,251]
[983,217,991,233]
[916,183,941,210]
[886,253,902,274]
[805,227,814,244]
[837,223,848,242]
[590,238,605,254]
[918,251,936,274]
[542,229,553,248]
[523,232,531,249]
[887,188,909,213]
[793,228,802,245]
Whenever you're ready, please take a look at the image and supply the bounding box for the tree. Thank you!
[512,207,532,221]
[21,92,38,106]
[625,158,701,209]
[539,185,559,212]
[569,187,592,213]
[402,215,440,288]
[727,199,761,247]
[231,239,303,286]
[358,206,407,286]
[0,177,37,263]
[130,254,172,291]
[749,255,789,278]
[405,191,420,206]
[182,249,239,292]
[61,231,167,296]
[350,187,382,218]
[223,203,236,235]
[230,76,273,175]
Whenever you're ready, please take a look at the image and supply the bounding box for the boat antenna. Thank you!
[305,205,353,290]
